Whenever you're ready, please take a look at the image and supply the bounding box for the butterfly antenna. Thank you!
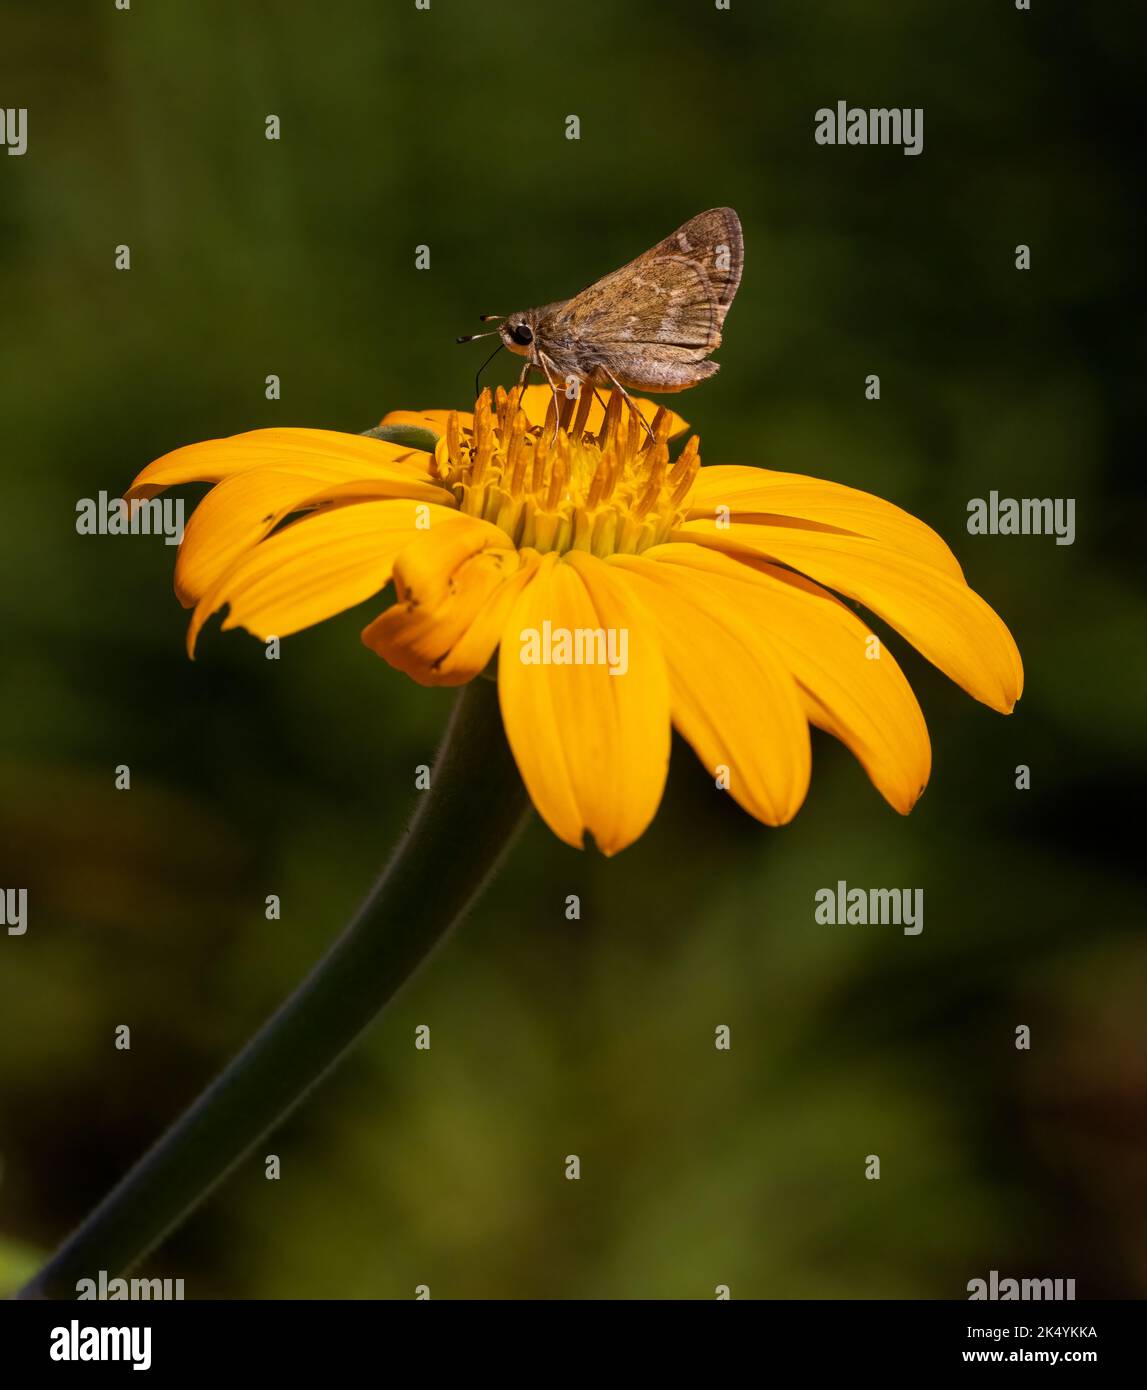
[456,314,505,345]
[474,342,505,398]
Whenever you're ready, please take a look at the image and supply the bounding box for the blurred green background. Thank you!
[1,0,1144,1298]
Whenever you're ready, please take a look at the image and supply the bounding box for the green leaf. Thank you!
[362,424,441,453]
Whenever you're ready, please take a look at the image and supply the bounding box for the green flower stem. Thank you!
[19,678,530,1300]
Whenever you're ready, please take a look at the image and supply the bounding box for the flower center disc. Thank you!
[433,385,701,557]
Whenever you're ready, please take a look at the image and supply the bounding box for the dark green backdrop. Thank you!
[1,0,1143,1297]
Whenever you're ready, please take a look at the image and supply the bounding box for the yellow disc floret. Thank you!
[433,385,700,558]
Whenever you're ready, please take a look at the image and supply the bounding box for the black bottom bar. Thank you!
[2,1297,1138,1376]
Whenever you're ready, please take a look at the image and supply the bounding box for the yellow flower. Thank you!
[127,385,1023,855]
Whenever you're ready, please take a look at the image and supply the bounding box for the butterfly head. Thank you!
[498,313,537,358]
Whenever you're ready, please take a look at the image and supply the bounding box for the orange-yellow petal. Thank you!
[602,553,811,826]
[685,465,964,580]
[377,408,468,438]
[174,469,452,608]
[187,499,471,656]
[498,552,670,854]
[362,523,538,687]
[675,520,1023,713]
[641,543,931,813]
[516,384,688,438]
[127,427,434,501]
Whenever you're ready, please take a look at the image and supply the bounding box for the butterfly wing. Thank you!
[643,206,744,320]
[535,209,743,389]
[563,256,721,350]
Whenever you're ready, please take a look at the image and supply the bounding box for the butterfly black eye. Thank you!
[510,323,533,346]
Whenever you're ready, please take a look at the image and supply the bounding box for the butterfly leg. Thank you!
[509,360,533,411]
[601,367,656,445]
[537,351,566,446]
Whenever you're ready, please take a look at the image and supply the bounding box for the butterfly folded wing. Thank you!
[554,256,722,350]
[644,206,744,315]
[532,207,745,394]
